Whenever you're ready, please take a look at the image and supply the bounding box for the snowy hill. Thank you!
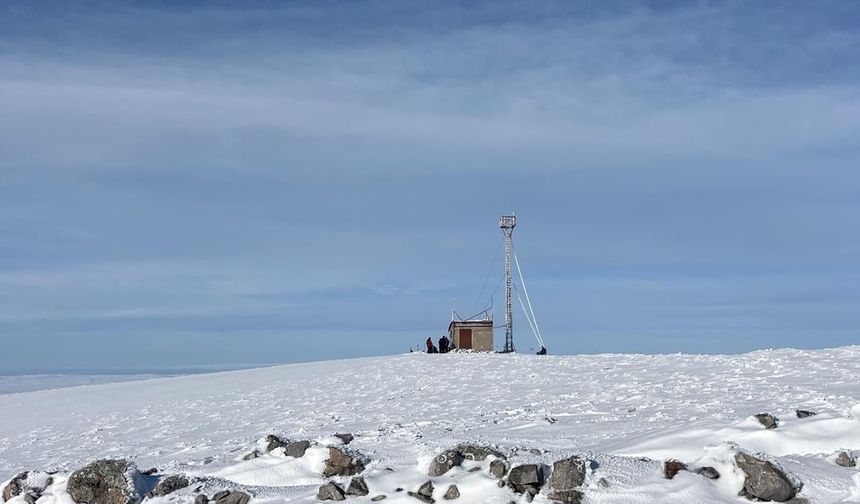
[2,348,860,503]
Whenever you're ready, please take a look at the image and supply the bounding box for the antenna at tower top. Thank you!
[499,213,516,353]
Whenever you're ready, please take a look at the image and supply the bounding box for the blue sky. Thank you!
[1,1,859,372]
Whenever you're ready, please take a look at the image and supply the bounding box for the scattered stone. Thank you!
[663,460,687,480]
[528,449,542,456]
[370,496,387,502]
[735,451,802,502]
[795,410,817,419]
[545,489,584,504]
[407,480,435,503]
[428,450,463,477]
[395,488,403,493]
[3,472,30,501]
[508,464,544,494]
[443,485,459,500]
[835,451,856,468]
[195,495,209,504]
[334,433,354,445]
[154,475,190,497]
[489,460,509,479]
[262,435,288,452]
[323,447,367,477]
[214,492,250,504]
[213,491,230,501]
[497,481,506,488]
[142,468,159,476]
[697,467,720,479]
[67,459,145,504]
[754,413,779,430]
[242,451,260,461]
[285,441,311,458]
[597,478,610,488]
[317,482,345,502]
[467,467,481,473]
[548,457,586,489]
[458,445,506,461]
[346,477,369,496]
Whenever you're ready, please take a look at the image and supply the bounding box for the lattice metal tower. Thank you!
[499,213,517,353]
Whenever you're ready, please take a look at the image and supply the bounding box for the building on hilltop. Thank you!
[448,317,494,351]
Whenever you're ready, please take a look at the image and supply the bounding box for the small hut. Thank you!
[449,319,494,351]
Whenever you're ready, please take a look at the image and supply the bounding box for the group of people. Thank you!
[426,335,453,353]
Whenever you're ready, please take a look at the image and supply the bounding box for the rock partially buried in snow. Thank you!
[835,451,856,468]
[262,435,288,453]
[428,450,463,477]
[317,482,345,502]
[458,444,506,461]
[346,477,369,496]
[153,475,189,497]
[428,445,505,477]
[508,464,544,495]
[754,413,779,430]
[284,441,311,458]
[443,485,459,500]
[795,409,817,418]
[548,457,586,489]
[323,447,367,477]
[407,481,434,503]
[663,459,687,480]
[2,471,53,502]
[697,467,720,479]
[489,459,509,479]
[334,433,354,445]
[734,451,802,502]
[214,492,250,504]
[545,489,584,504]
[370,496,386,502]
[194,495,208,504]
[67,459,146,504]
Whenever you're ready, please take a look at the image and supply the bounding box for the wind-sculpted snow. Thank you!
[1,347,860,503]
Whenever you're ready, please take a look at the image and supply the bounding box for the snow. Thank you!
[1,347,860,503]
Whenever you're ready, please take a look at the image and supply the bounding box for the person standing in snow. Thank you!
[426,337,434,353]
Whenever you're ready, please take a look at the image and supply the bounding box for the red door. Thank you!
[460,329,472,349]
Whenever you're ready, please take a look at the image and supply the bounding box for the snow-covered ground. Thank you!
[2,347,860,503]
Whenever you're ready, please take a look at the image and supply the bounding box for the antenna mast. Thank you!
[499,213,517,353]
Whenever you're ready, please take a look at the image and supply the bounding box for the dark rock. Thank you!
[214,492,250,504]
[545,489,584,504]
[428,450,463,477]
[697,467,720,479]
[548,457,586,489]
[334,433,354,445]
[443,485,459,500]
[508,464,543,494]
[212,491,230,501]
[284,441,310,458]
[67,460,144,504]
[489,460,509,479]
[3,472,30,501]
[154,475,190,497]
[735,451,802,502]
[242,451,260,461]
[663,460,687,480]
[795,410,817,419]
[23,495,36,504]
[370,496,387,502]
[323,447,366,477]
[458,445,506,462]
[497,481,506,488]
[754,413,779,430]
[395,488,403,493]
[317,483,345,502]
[346,477,369,496]
[407,481,435,503]
[597,478,610,488]
[262,435,288,453]
[195,495,209,504]
[142,469,158,476]
[467,467,481,473]
[835,451,856,468]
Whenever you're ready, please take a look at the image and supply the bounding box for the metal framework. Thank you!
[499,214,517,353]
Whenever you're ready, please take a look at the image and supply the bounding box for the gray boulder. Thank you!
[754,413,779,430]
[262,435,288,452]
[697,467,720,479]
[443,485,459,500]
[284,441,310,458]
[3,472,32,501]
[323,447,367,477]
[835,451,856,468]
[67,460,146,504]
[153,475,189,497]
[346,477,369,496]
[458,445,505,461]
[212,491,230,501]
[334,433,354,445]
[508,464,543,495]
[545,489,584,504]
[3,471,53,502]
[795,410,816,418]
[214,492,250,504]
[194,495,209,504]
[548,457,586,489]
[407,480,435,503]
[663,460,687,480]
[489,460,509,479]
[428,450,463,477]
[735,451,802,502]
[317,483,345,502]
